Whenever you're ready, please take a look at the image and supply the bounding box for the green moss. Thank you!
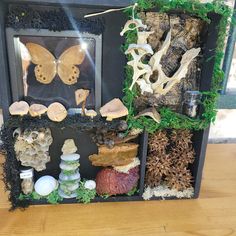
[76,181,96,204]
[46,190,63,204]
[19,190,63,204]
[126,187,138,196]
[123,0,232,132]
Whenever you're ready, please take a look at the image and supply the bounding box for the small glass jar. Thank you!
[20,168,34,195]
[183,91,202,118]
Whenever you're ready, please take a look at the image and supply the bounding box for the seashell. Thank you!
[60,154,80,161]
[13,128,21,138]
[34,175,58,196]
[84,180,96,190]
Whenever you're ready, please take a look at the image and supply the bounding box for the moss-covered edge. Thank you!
[122,0,233,133]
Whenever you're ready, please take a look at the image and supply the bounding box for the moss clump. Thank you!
[122,0,232,132]
[76,181,97,204]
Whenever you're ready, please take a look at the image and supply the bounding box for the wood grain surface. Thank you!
[0,144,236,236]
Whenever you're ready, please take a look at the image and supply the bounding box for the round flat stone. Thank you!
[60,154,80,161]
[59,171,80,181]
[59,161,79,171]
[58,189,77,199]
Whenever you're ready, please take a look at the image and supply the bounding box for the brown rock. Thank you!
[89,143,139,167]
[61,139,78,155]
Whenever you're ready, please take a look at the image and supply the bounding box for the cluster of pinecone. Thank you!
[145,130,195,191]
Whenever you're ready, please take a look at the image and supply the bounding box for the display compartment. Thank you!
[6,29,102,110]
[29,130,148,205]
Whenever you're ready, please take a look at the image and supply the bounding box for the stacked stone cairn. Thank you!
[58,139,81,199]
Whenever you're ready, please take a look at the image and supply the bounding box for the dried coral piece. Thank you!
[100,98,128,121]
[89,143,138,167]
[29,104,47,117]
[14,128,53,171]
[47,102,67,122]
[96,167,139,195]
[9,101,29,116]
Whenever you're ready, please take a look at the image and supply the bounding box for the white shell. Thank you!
[60,154,80,161]
[34,175,58,196]
[84,180,96,190]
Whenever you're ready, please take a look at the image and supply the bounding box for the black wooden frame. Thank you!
[0,0,222,206]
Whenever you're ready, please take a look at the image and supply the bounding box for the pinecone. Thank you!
[165,167,193,191]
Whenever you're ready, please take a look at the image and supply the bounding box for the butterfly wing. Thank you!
[57,45,85,85]
[26,43,57,84]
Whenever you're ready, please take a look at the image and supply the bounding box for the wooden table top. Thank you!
[0,143,236,236]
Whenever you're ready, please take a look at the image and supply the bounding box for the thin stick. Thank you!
[84,3,137,18]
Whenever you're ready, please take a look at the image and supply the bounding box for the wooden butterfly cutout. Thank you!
[26,43,85,85]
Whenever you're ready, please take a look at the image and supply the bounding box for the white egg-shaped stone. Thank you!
[60,154,80,161]
[84,180,96,190]
[34,175,58,196]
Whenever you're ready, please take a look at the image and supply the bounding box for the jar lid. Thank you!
[184,91,202,102]
[20,167,34,173]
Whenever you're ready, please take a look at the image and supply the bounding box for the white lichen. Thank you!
[114,158,140,173]
[142,185,194,200]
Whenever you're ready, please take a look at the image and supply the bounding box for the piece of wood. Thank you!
[1,144,236,236]
[9,101,29,116]
[29,104,47,117]
[47,102,67,122]
[75,89,89,115]
[89,143,139,167]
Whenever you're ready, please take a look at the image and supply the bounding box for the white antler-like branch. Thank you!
[120,19,147,36]
[125,44,154,90]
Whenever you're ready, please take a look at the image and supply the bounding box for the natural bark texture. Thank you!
[89,143,139,167]
[137,12,206,112]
